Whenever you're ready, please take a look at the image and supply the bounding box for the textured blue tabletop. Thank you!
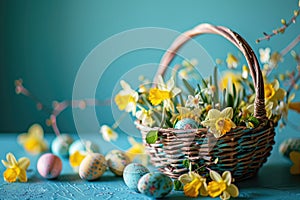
[0,132,299,200]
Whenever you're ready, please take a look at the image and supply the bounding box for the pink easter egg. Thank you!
[37,153,62,179]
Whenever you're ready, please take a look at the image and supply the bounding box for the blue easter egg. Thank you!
[138,172,173,198]
[69,139,100,155]
[174,118,198,130]
[123,163,150,191]
[51,134,73,157]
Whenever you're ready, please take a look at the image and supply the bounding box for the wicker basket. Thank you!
[137,23,276,181]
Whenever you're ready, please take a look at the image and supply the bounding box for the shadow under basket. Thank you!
[136,23,277,182]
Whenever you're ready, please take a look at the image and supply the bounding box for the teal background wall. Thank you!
[1,0,299,133]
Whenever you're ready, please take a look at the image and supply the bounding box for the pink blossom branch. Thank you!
[286,69,300,100]
[256,7,300,43]
[15,79,110,136]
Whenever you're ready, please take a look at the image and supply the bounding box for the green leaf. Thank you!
[249,116,260,127]
[213,66,219,104]
[182,159,190,169]
[201,78,208,88]
[174,180,184,191]
[226,93,234,107]
[146,130,158,144]
[182,79,195,95]
[232,83,237,100]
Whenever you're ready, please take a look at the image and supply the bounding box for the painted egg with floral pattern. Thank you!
[279,138,300,158]
[79,153,107,181]
[105,150,130,176]
[123,163,150,191]
[138,172,173,198]
[69,139,100,155]
[37,153,62,179]
[51,134,73,157]
[174,118,198,130]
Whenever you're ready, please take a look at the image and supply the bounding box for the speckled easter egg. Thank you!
[279,138,300,158]
[69,139,100,155]
[174,118,198,130]
[138,172,173,198]
[123,163,150,191]
[51,134,73,157]
[105,150,130,176]
[79,153,107,181]
[37,153,62,179]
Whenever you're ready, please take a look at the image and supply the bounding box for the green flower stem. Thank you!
[140,95,161,126]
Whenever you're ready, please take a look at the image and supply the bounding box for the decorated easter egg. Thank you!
[69,139,100,155]
[79,153,107,181]
[123,163,150,191]
[174,118,198,130]
[138,172,173,198]
[279,138,300,158]
[105,150,130,176]
[37,153,62,179]
[51,134,73,157]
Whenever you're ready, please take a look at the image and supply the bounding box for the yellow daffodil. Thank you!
[185,94,202,108]
[259,48,271,64]
[126,137,147,166]
[207,170,239,200]
[226,53,238,69]
[69,151,87,172]
[289,102,300,113]
[264,80,286,107]
[136,108,154,127]
[1,153,30,183]
[17,124,48,155]
[179,172,208,198]
[115,80,139,115]
[201,107,236,138]
[289,151,300,175]
[219,71,242,93]
[148,75,181,112]
[100,125,118,142]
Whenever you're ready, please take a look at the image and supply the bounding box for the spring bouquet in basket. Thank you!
[114,47,300,197]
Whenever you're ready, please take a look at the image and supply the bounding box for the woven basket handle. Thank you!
[155,23,266,119]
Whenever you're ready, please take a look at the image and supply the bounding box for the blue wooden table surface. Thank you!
[0,132,299,200]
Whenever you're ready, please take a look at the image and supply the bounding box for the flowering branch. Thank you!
[256,3,300,43]
[286,67,300,100]
[15,79,109,136]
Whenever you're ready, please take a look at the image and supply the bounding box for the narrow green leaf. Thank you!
[249,82,255,93]
[174,180,184,191]
[234,90,241,108]
[232,83,236,100]
[222,88,227,109]
[201,78,208,88]
[146,130,158,144]
[213,66,219,105]
[226,93,234,107]
[182,79,195,95]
